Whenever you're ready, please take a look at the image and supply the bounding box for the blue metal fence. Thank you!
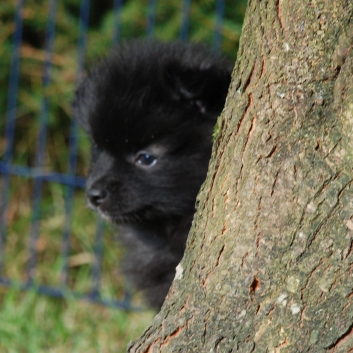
[0,0,244,309]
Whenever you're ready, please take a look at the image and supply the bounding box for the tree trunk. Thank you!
[128,0,353,351]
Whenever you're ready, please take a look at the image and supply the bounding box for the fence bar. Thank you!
[112,0,124,44]
[0,277,134,310]
[179,0,191,41]
[0,162,85,188]
[0,0,25,274]
[90,218,105,297]
[27,0,58,282]
[146,0,158,37]
[60,0,91,286]
[213,0,225,52]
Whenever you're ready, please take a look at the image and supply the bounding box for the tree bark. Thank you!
[128,0,353,351]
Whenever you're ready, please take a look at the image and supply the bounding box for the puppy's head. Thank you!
[72,41,231,224]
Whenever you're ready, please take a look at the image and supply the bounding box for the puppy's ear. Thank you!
[165,63,231,115]
[71,76,96,133]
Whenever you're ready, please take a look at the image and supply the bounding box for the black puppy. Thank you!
[72,40,232,309]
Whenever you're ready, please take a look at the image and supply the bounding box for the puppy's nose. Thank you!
[88,188,108,207]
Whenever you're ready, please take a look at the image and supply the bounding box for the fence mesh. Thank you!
[0,0,245,309]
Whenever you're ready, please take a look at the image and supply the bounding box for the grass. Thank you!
[0,287,154,353]
[0,173,155,353]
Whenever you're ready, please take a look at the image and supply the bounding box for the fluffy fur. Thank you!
[72,40,232,309]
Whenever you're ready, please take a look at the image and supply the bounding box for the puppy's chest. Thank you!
[118,217,192,252]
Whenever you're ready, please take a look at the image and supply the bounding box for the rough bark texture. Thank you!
[128,0,353,351]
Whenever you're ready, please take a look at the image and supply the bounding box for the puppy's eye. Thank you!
[135,152,157,167]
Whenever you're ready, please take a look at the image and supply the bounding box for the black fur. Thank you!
[72,40,232,309]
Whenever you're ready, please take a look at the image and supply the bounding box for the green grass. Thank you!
[0,175,155,353]
[0,287,154,353]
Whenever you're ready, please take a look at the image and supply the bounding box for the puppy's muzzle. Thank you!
[87,187,108,208]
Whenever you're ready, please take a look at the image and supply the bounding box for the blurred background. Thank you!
[0,0,246,351]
